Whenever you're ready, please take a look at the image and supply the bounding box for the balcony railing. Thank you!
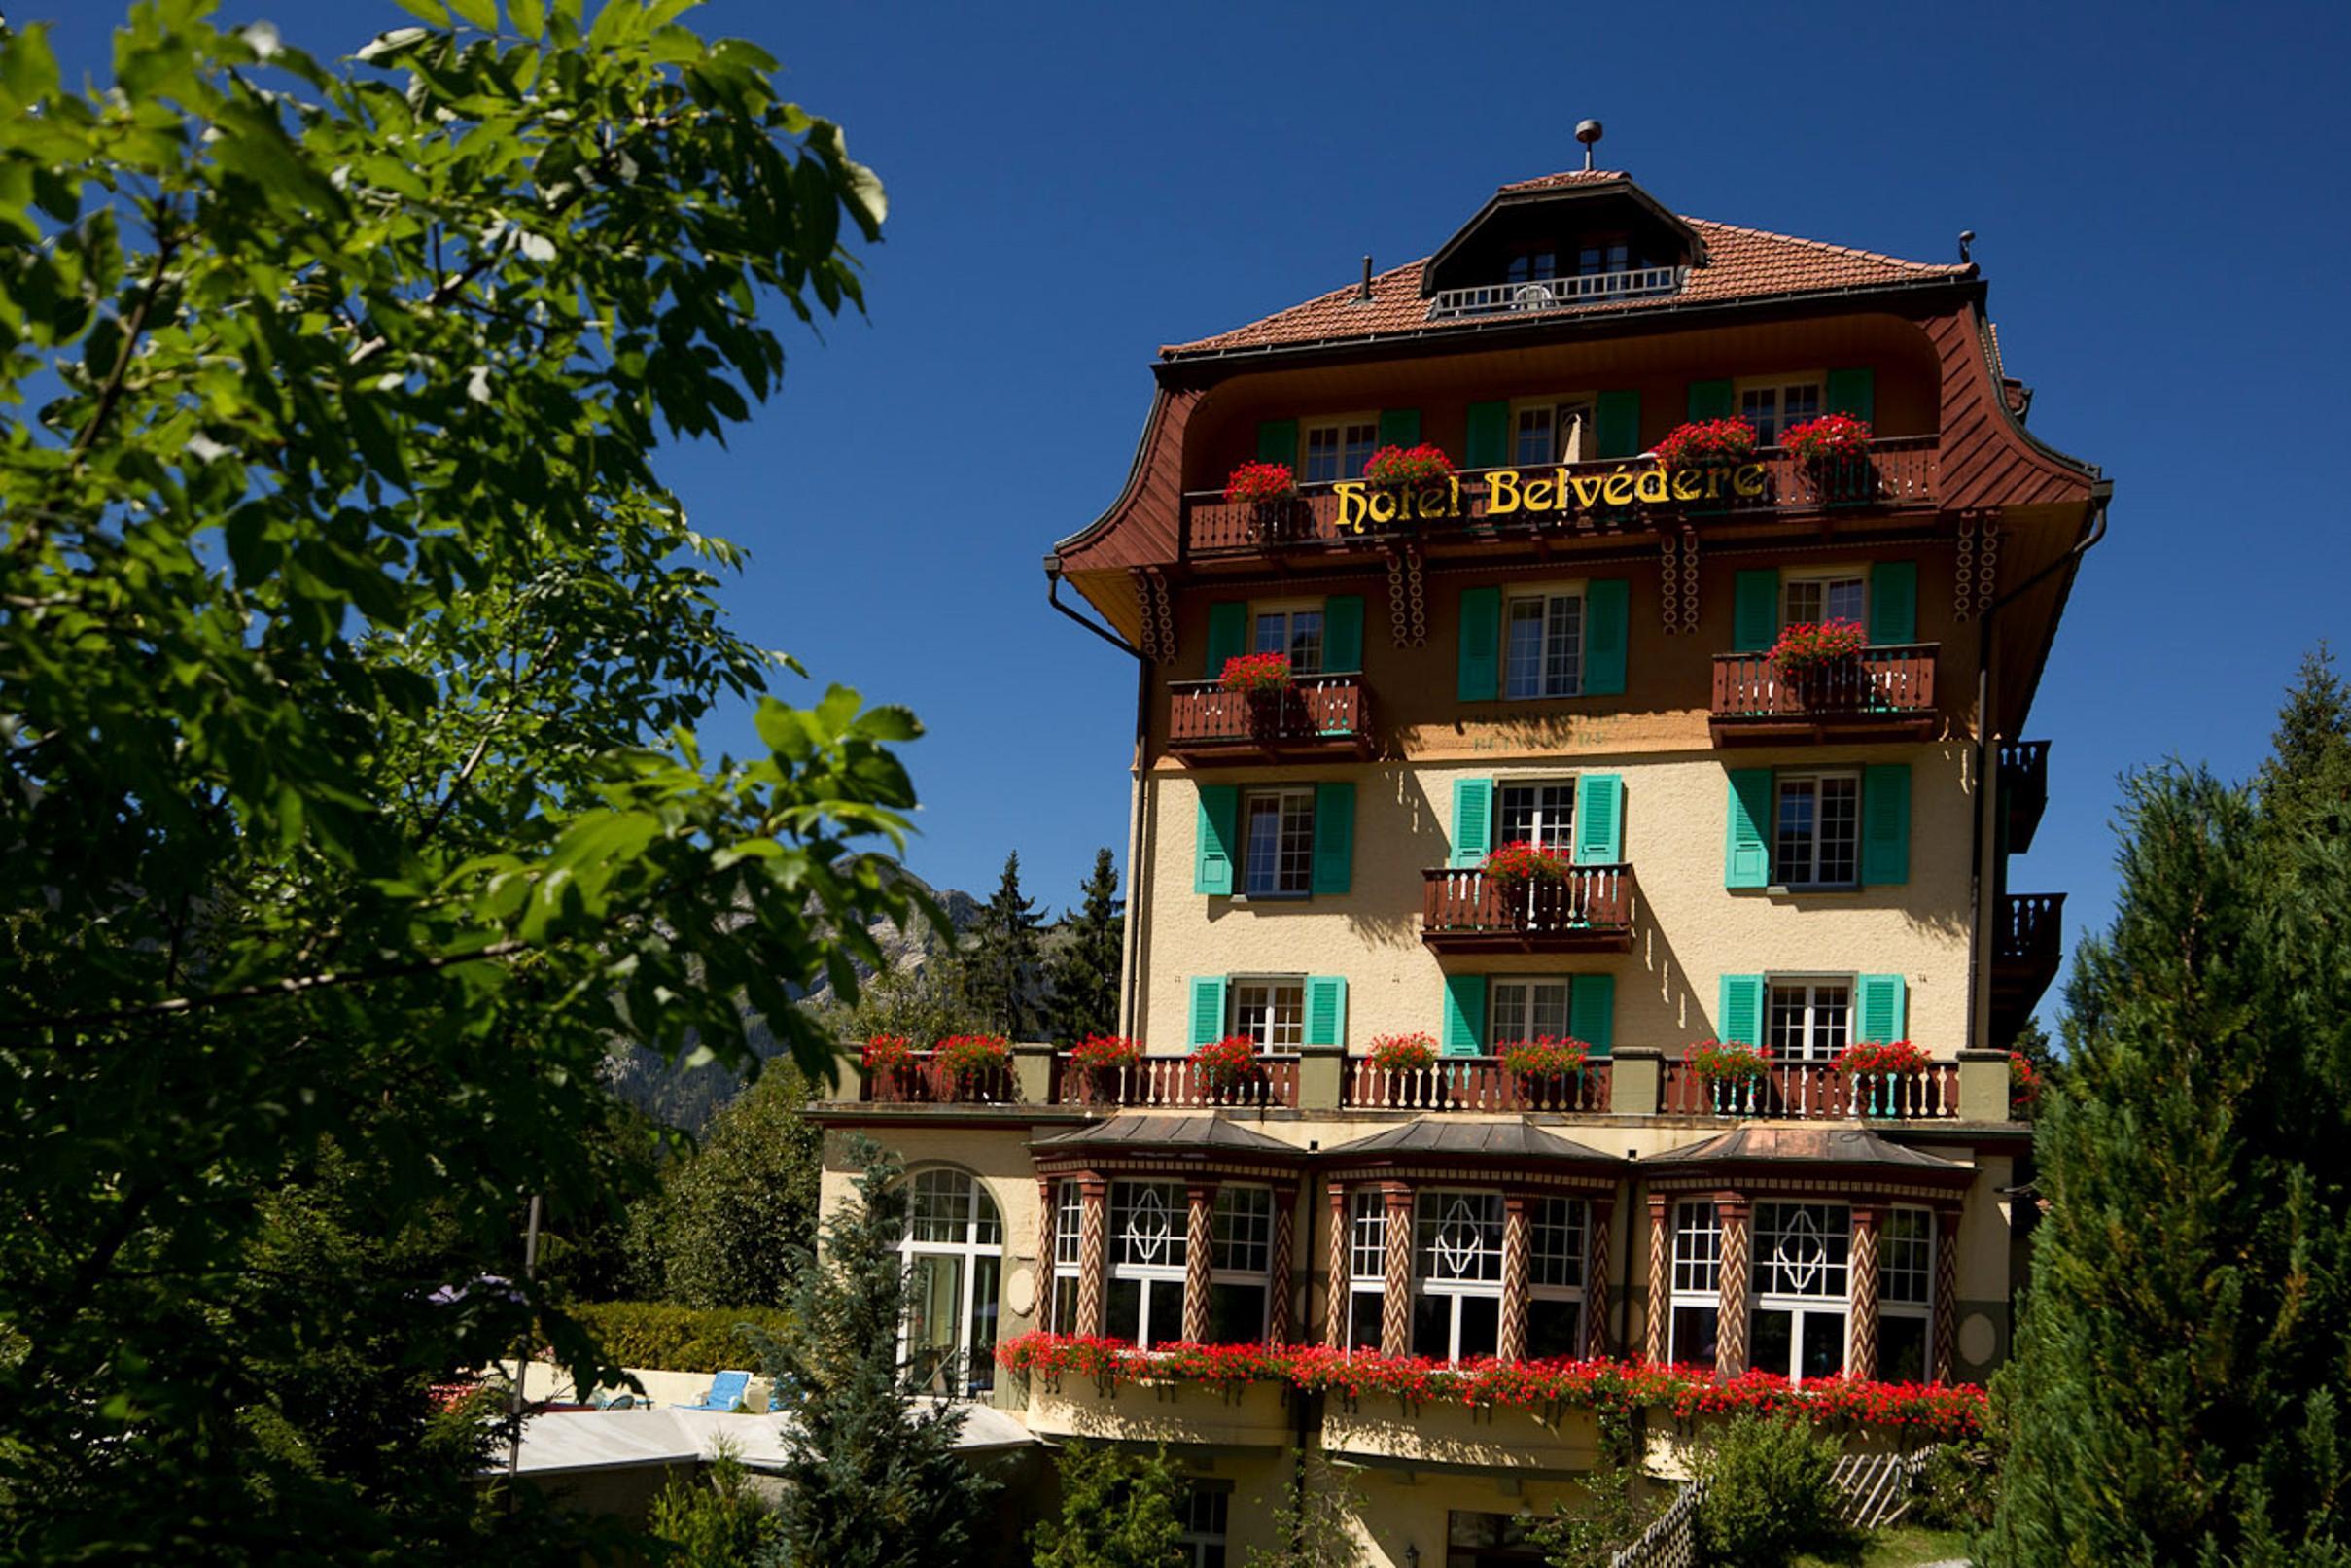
[1999,740,2052,854]
[1425,265,1686,320]
[1708,645,1938,743]
[1421,865,1635,953]
[1054,1053,1301,1110]
[1996,892,2063,965]
[1660,1059,1961,1120]
[1344,1055,1609,1113]
[860,1053,1020,1105]
[1181,439,1939,557]
[1167,676,1371,760]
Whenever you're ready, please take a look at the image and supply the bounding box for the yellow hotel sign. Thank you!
[1331,462,1768,533]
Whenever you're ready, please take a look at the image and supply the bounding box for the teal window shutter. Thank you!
[1856,973,1907,1043]
[1442,973,1487,1055]
[1311,782,1355,895]
[1322,594,1365,675]
[1195,785,1237,895]
[1378,408,1421,449]
[1733,571,1780,652]
[1574,773,1625,865]
[1189,976,1229,1047]
[1450,778,1493,868]
[1304,976,1348,1048]
[1568,974,1615,1057]
[1582,578,1629,696]
[1465,401,1510,469]
[1256,419,1300,467]
[1825,367,1876,425]
[1595,390,1641,458]
[1686,379,1734,421]
[1861,764,1912,887]
[1205,601,1247,678]
[1457,587,1500,701]
[1724,770,1772,888]
[1718,974,1765,1047]
[1869,561,1917,645]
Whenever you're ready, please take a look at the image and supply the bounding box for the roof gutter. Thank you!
[1046,567,1141,661]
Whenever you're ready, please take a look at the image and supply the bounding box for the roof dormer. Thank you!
[1420,171,1703,320]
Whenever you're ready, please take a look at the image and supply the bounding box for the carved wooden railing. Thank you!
[1710,645,1937,720]
[1168,676,1367,749]
[1421,865,1633,939]
[1344,1056,1609,1113]
[1660,1060,1960,1120]
[1053,1053,1301,1110]
[860,1052,1019,1105]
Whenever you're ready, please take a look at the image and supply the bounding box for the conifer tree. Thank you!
[1030,1442,1186,1568]
[1047,848,1126,1045]
[2258,642,2351,838]
[961,852,1041,1038]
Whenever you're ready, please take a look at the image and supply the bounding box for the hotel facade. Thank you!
[814,165,2104,1566]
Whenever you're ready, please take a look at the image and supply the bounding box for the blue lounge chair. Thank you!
[675,1370,753,1412]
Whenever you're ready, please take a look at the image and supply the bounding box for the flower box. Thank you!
[1366,1031,1438,1073]
[1361,442,1454,489]
[1653,416,1758,470]
[1070,1034,1142,1074]
[1498,1036,1590,1081]
[1781,413,1872,464]
[860,1034,916,1074]
[1223,459,1297,505]
[932,1033,1010,1083]
[1192,1034,1260,1092]
[1832,1040,1931,1076]
[1686,1039,1769,1083]
[1770,618,1870,679]
[1217,652,1293,697]
[1482,840,1572,890]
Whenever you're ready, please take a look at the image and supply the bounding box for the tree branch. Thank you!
[0,940,528,1033]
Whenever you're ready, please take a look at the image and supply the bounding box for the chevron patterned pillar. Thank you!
[1270,1186,1298,1345]
[1323,1182,1350,1348]
[1075,1173,1108,1339]
[1381,1182,1414,1356]
[1035,1176,1058,1331]
[1645,1194,1670,1365]
[1585,1198,1615,1359]
[1499,1192,1531,1363]
[1933,1206,1962,1382]
[1182,1181,1217,1342]
[1847,1203,1883,1381]
[1715,1194,1752,1377]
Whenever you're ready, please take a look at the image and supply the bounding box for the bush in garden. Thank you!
[1693,1411,1853,1568]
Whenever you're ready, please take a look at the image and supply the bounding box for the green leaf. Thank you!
[446,0,501,27]
[390,0,454,23]
[509,0,546,38]
[0,25,61,105]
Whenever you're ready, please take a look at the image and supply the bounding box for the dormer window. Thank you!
[1505,246,1558,285]
[1575,236,1632,276]
[1421,175,1700,320]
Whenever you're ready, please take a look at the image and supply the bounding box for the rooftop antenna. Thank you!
[1575,119,1603,172]
[1958,229,1976,263]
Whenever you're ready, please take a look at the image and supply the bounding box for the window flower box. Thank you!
[1366,1031,1438,1073]
[1769,618,1870,688]
[1686,1039,1768,1083]
[860,1034,916,1074]
[1223,459,1297,505]
[1498,1035,1590,1083]
[1218,652,1294,697]
[1361,442,1454,489]
[1070,1033,1142,1074]
[1831,1040,1931,1077]
[933,1033,1010,1085]
[1192,1034,1260,1092]
[1653,416,1758,470]
[1781,413,1872,464]
[1482,840,1572,891]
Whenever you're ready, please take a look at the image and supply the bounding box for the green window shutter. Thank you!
[1724,770,1772,889]
[1733,570,1781,652]
[1465,400,1511,469]
[1718,974,1765,1047]
[1304,976,1348,1048]
[1205,601,1247,679]
[1378,408,1421,449]
[1869,561,1917,645]
[1686,379,1734,420]
[1582,577,1629,696]
[1256,418,1299,466]
[1449,778,1493,868]
[1825,367,1876,425]
[1194,784,1237,895]
[1311,782,1355,895]
[1861,764,1912,887]
[1189,976,1229,1047]
[1442,973,1487,1055]
[1322,595,1365,675]
[1595,389,1641,458]
[1568,973,1615,1057]
[1574,773,1625,865]
[1856,974,1908,1043]
[1456,586,1500,701]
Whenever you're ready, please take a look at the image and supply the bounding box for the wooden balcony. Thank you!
[1421,865,1635,954]
[1660,1059,1961,1120]
[1166,676,1371,762]
[1708,645,1939,745]
[2000,740,2051,854]
[859,1053,1020,1106]
[1344,1055,1610,1113]
[1181,437,1939,558]
[1053,1053,1301,1110]
[1991,892,2065,1039]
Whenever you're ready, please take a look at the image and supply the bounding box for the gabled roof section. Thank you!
[1321,1120,1616,1164]
[1030,1114,1293,1155]
[1649,1125,1972,1179]
[1418,169,1704,295]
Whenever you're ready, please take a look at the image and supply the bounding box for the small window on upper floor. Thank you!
[1513,396,1595,467]
[1738,374,1824,447]
[1774,769,1861,888]
[1767,977,1853,1063]
[1301,416,1378,485]
[1230,976,1305,1048]
[1503,586,1584,700]
[1493,779,1576,854]
[1574,235,1633,276]
[1252,600,1323,676]
[1239,787,1315,897]
[1781,570,1866,629]
[1505,244,1559,285]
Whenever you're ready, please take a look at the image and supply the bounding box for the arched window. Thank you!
[900,1168,1001,1397]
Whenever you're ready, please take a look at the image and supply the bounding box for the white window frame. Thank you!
[1207,1185,1276,1344]
[1668,1201,1722,1367]
[1766,976,1854,1063]
[1528,1196,1588,1359]
[1107,1179,1189,1349]
[1229,976,1305,1050]
[1488,977,1573,1052]
[1492,778,1577,854]
[1878,1206,1936,1381]
[1250,598,1326,677]
[1508,393,1596,467]
[1735,372,1825,448]
[1411,1188,1506,1363]
[1300,413,1379,485]
[1501,582,1584,701]
[899,1168,1003,1397]
[1773,769,1861,889]
[1347,1189,1388,1351]
[1179,1483,1232,1568]
[1049,1178,1083,1333]
[1750,1201,1851,1386]
[1239,787,1315,899]
[1779,566,1867,631]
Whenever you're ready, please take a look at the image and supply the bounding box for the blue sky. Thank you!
[29,0,2351,1023]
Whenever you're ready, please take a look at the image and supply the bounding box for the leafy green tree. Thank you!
[961,851,1042,1038]
[1242,1449,1367,1568]
[1533,1411,1656,1568]
[631,1064,824,1308]
[1046,847,1125,1046]
[0,2,917,1554]
[648,1439,780,1566]
[753,1136,996,1567]
[825,958,984,1048]
[1986,749,2351,1563]
[1031,1442,1186,1568]
[1692,1411,1851,1568]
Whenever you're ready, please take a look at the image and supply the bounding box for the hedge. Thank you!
[564,1301,795,1375]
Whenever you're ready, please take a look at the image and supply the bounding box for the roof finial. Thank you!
[1575,119,1603,173]
[1959,229,1976,263]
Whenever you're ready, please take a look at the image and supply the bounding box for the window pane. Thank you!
[1544,595,1582,696]
[1775,779,1818,886]
[1106,1276,1141,1342]
[1528,1298,1582,1361]
[1350,1193,1386,1281]
[1490,982,1526,1050]
[1342,423,1377,479]
[1211,1187,1273,1273]
[1741,387,1778,447]
[1530,981,1570,1039]
[1751,1307,1794,1379]
[1415,1192,1504,1282]
[1880,1315,1930,1382]
[1755,1202,1850,1298]
[1286,610,1323,675]
[1207,1283,1267,1345]
[1670,1305,1718,1369]
[1349,1290,1385,1350]
[967,1256,1000,1391]
[1142,1278,1184,1349]
[1252,612,1287,656]
[1531,1198,1586,1288]
[1411,1293,1452,1359]
[1782,384,1821,424]
[1456,1294,1500,1360]
[1671,1202,1722,1292]
[1800,1308,1848,1381]
[1825,577,1865,625]
[1303,427,1338,485]
[1883,1210,1934,1305]
[1504,599,1548,699]
[1782,577,1824,625]
[1243,797,1283,896]
[1278,794,1315,894]
[1112,1181,1185,1269]
[1515,409,1552,467]
[907,1254,964,1393]
[1816,775,1860,886]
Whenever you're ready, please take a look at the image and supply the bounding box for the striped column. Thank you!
[1075,1173,1108,1339]
[1715,1195,1752,1378]
[1933,1206,1961,1382]
[1182,1181,1217,1342]
[1585,1198,1615,1360]
[1035,1176,1058,1331]
[1499,1192,1531,1363]
[1323,1182,1350,1348]
[1381,1182,1414,1356]
[1847,1203,1882,1381]
[1270,1185,1298,1345]
[1644,1194,1670,1365]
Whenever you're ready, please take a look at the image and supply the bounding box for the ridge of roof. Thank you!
[1493,167,1633,192]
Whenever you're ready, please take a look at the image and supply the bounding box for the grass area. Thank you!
[1792,1522,1971,1567]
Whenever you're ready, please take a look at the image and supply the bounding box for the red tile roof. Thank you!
[1161,172,1972,359]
